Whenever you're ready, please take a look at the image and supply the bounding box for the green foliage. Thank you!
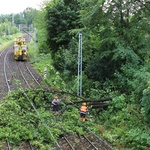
[114,64,150,125]
[77,0,150,84]
[44,58,67,90]
[31,140,53,150]
[0,33,23,51]
[124,128,150,150]
[0,88,97,148]
[0,8,38,27]
[141,81,150,124]
[96,93,150,149]
[0,89,54,145]
[23,7,38,26]
[45,0,82,54]
[0,21,18,37]
[109,95,126,112]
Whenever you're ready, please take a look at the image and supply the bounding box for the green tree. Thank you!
[23,7,38,27]
[14,13,26,25]
[78,0,150,82]
[34,9,49,54]
[45,0,82,72]
[45,0,81,53]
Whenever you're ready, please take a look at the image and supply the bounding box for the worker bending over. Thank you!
[52,96,60,113]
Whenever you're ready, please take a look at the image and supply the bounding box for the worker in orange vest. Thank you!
[80,103,89,121]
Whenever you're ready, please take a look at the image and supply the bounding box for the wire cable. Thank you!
[21,87,62,150]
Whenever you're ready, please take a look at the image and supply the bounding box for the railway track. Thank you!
[57,131,112,150]
[58,134,99,150]
[52,116,112,150]
[0,38,42,100]
[0,141,34,150]
[16,61,41,89]
[0,47,12,98]
[0,36,42,149]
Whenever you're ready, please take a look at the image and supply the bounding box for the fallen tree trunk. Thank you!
[89,102,108,105]
[70,97,112,104]
[90,103,109,109]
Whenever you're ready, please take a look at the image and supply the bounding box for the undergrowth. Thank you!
[0,88,95,149]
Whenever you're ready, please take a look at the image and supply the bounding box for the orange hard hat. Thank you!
[83,103,86,106]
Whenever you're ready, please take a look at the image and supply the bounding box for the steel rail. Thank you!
[6,141,11,150]
[28,141,34,150]
[63,136,75,150]
[85,128,113,150]
[83,135,98,150]
[20,87,62,150]
[25,63,41,86]
[17,65,31,89]
[0,50,5,57]
[4,48,11,92]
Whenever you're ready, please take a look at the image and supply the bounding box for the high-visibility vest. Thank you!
[80,106,88,112]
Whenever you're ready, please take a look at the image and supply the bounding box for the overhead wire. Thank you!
[21,87,62,150]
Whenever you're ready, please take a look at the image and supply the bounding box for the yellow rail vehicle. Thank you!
[14,37,28,61]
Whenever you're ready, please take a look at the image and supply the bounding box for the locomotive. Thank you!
[14,37,28,60]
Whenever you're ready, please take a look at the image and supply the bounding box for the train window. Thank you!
[14,46,20,50]
[22,46,27,50]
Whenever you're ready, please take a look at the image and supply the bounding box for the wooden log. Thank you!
[89,102,108,105]
[70,97,112,104]
[91,103,109,109]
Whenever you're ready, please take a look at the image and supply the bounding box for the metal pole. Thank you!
[8,26,10,40]
[34,27,36,61]
[19,24,21,32]
[77,33,82,97]
[12,13,14,26]
[44,67,47,79]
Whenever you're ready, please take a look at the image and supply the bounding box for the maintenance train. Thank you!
[13,37,28,61]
